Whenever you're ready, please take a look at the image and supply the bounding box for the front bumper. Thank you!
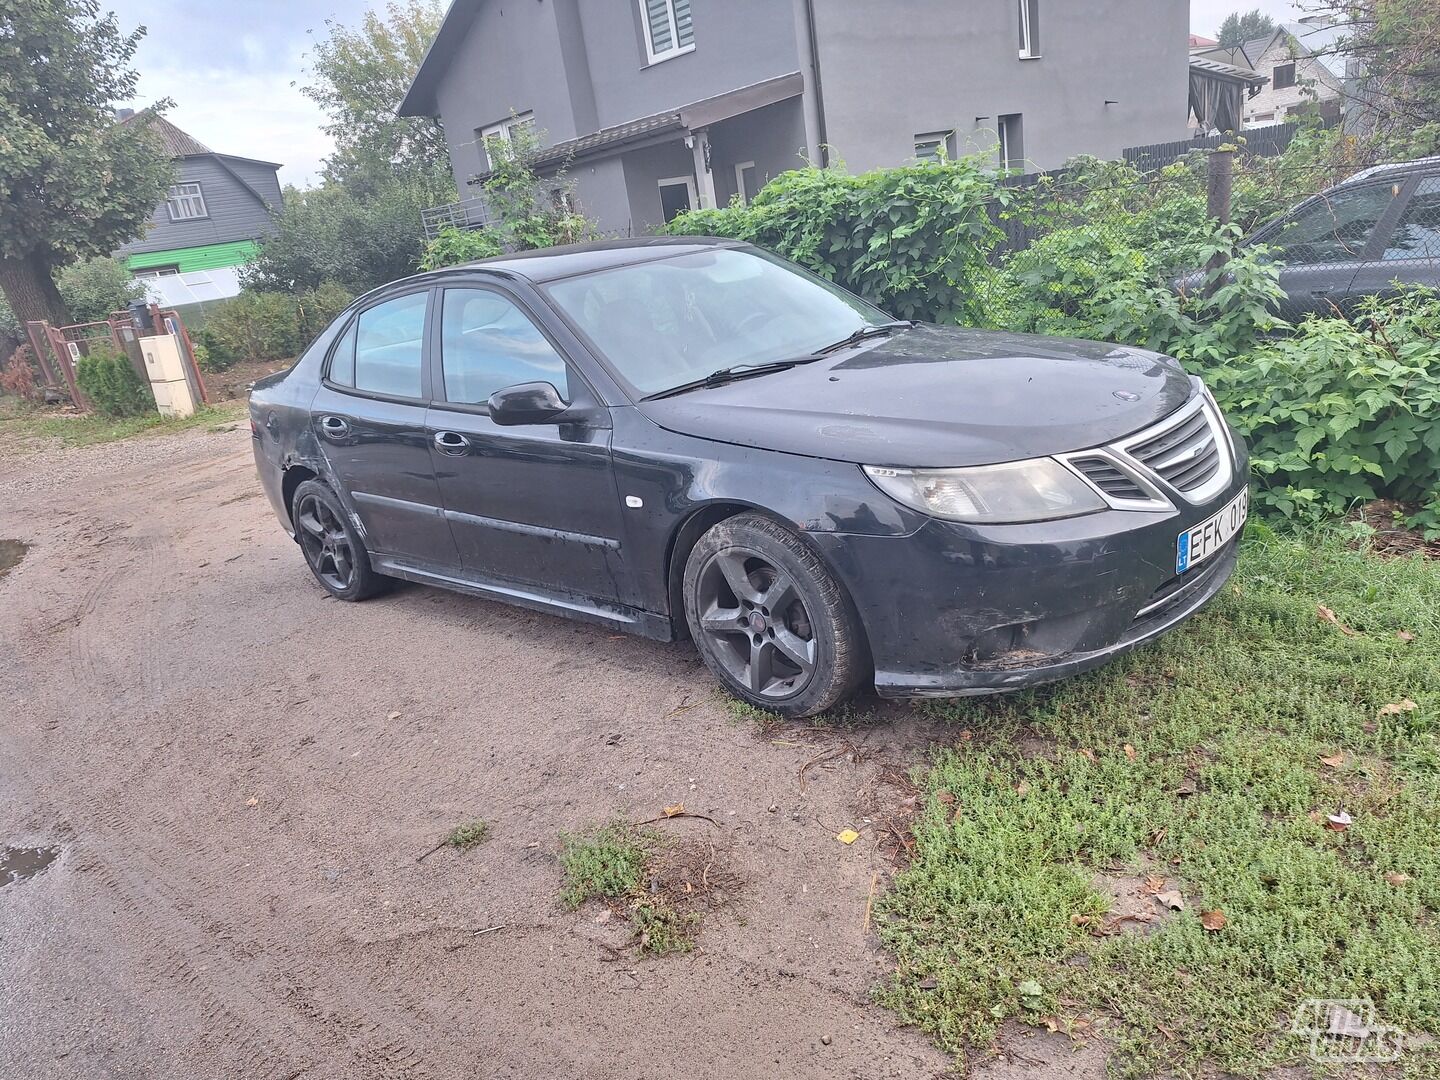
[812,470,1249,698]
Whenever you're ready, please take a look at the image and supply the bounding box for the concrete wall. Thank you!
[810,0,1191,173]
[433,0,583,194]
[706,98,810,205]
[620,140,699,233]
[117,156,281,257]
[575,0,801,128]
[568,156,634,235]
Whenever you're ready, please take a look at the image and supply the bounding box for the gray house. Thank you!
[114,114,283,305]
[400,0,1190,236]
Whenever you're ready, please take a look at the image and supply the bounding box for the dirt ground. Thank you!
[0,423,1107,1080]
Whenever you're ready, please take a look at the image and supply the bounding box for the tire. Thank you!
[683,512,867,718]
[291,479,389,601]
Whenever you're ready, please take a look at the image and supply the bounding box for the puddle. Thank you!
[0,539,27,578]
[0,846,60,887]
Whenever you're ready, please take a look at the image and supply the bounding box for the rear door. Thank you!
[310,288,460,570]
[1257,181,1406,321]
[1348,175,1440,302]
[426,283,628,605]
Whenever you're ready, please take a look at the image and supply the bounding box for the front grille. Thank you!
[1126,405,1222,493]
[1069,456,1148,501]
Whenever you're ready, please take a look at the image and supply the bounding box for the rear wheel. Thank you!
[683,513,866,718]
[292,479,388,601]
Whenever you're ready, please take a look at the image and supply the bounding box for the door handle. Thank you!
[433,430,470,455]
[319,415,349,439]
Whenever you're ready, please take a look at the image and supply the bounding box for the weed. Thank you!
[631,901,699,956]
[558,822,649,909]
[444,820,489,851]
[876,526,1440,1077]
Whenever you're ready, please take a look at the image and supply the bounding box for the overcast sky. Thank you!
[108,0,1309,190]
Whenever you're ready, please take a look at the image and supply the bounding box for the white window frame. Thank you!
[1018,0,1040,58]
[733,161,757,205]
[657,175,698,222]
[913,131,957,164]
[639,0,695,65]
[478,111,534,167]
[166,182,208,221]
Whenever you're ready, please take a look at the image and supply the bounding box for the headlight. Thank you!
[863,459,1106,524]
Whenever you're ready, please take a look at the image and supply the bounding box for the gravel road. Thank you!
[0,421,1101,1079]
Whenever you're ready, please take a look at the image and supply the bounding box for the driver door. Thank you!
[426,284,628,607]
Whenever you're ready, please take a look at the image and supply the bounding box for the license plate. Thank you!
[1176,488,1248,574]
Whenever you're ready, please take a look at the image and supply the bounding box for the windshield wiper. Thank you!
[641,356,823,401]
[816,320,914,354]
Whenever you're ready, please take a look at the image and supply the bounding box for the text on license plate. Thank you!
[1176,488,1248,574]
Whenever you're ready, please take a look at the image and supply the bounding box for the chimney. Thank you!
[115,108,136,121]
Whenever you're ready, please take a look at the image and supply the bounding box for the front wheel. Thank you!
[291,479,389,601]
[683,513,867,718]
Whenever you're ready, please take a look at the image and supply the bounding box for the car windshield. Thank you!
[541,247,893,396]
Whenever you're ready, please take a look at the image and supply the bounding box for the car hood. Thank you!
[635,324,1195,467]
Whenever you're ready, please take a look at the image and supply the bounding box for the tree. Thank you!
[0,0,172,328]
[1303,0,1440,156]
[57,257,148,324]
[301,0,454,198]
[1217,9,1277,48]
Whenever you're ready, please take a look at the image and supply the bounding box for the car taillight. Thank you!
[250,418,262,439]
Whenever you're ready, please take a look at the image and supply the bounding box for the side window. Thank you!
[328,321,357,387]
[1271,185,1400,265]
[1382,177,1440,262]
[440,289,570,406]
[353,292,427,398]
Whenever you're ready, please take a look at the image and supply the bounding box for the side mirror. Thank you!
[487,381,568,426]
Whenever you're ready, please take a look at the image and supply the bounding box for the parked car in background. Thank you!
[250,238,1248,717]
[1207,157,1440,321]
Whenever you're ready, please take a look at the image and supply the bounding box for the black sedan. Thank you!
[250,238,1249,717]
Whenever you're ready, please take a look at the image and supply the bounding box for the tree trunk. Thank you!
[0,250,70,329]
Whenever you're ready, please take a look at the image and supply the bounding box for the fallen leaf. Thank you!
[1397,630,1416,643]
[1317,604,1358,636]
[1076,748,1097,762]
[386,711,401,720]
[936,790,956,806]
[1174,779,1198,797]
[1155,889,1185,911]
[662,802,685,818]
[245,797,259,808]
[1199,909,1227,932]
[917,976,939,990]
[1142,875,1166,895]
[956,729,974,742]
[1384,871,1411,886]
[1014,780,1031,796]
[1319,752,1346,769]
[1378,699,1418,717]
[1123,743,1137,762]
[1325,810,1354,832]
[835,828,860,845]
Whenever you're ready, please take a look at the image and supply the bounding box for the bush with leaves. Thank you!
[198,283,354,369]
[419,226,504,271]
[76,344,153,417]
[55,257,147,324]
[1207,289,1440,535]
[1,345,43,403]
[668,158,1013,323]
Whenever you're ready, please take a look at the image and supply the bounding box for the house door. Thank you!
[658,176,697,223]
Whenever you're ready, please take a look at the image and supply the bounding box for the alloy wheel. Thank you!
[695,549,818,699]
[296,493,356,592]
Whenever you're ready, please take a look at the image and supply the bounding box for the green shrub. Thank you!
[56,257,147,324]
[198,283,354,369]
[1208,290,1440,535]
[419,226,504,270]
[76,345,153,417]
[667,158,1013,323]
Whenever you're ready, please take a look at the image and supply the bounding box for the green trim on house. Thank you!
[125,240,260,273]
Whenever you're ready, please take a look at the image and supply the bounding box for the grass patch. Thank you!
[0,398,245,450]
[875,523,1440,1077]
[559,822,738,956]
[443,819,489,851]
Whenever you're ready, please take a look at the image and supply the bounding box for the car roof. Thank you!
[428,235,748,286]
[1340,156,1440,187]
